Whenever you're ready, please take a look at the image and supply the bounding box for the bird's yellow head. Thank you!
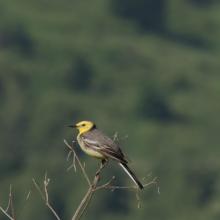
[68,120,96,134]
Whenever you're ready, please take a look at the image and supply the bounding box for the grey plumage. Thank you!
[79,128,143,189]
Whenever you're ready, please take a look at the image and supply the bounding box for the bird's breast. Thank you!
[77,134,104,159]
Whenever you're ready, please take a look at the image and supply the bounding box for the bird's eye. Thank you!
[82,124,86,126]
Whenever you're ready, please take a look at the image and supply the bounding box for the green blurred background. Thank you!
[0,0,220,219]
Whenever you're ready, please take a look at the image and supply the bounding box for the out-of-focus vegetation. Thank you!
[0,0,220,219]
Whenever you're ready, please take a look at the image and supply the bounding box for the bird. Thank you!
[68,120,143,189]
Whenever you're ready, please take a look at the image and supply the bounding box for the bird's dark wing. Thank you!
[81,129,127,163]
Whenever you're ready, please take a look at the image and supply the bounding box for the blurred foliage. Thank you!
[0,0,220,220]
[65,55,94,91]
[111,0,166,32]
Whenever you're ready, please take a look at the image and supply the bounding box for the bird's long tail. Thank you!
[119,162,143,190]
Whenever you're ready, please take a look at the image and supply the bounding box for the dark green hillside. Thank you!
[0,0,220,219]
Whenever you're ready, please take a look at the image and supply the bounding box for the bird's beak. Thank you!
[67,124,76,128]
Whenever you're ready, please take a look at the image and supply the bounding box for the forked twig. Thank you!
[0,185,16,220]
[94,177,157,191]
[32,174,61,220]
[64,139,91,186]
[0,207,14,220]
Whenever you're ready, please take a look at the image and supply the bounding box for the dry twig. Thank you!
[0,185,15,220]
[64,139,91,186]
[32,174,61,220]
[71,160,107,220]
[0,207,14,220]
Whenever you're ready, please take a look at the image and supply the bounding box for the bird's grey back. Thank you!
[82,128,120,151]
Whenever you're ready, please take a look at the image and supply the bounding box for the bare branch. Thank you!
[25,191,31,201]
[135,191,141,209]
[5,185,12,212]
[0,185,15,220]
[32,179,45,201]
[71,160,107,220]
[113,132,128,142]
[0,207,14,220]
[32,175,61,220]
[64,139,91,186]
[93,176,116,191]
[95,177,158,191]
[9,185,16,220]
[113,132,118,141]
[72,187,93,220]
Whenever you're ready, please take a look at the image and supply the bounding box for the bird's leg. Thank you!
[95,159,106,177]
[93,160,107,186]
[101,159,108,167]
